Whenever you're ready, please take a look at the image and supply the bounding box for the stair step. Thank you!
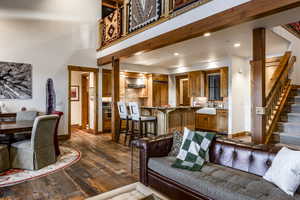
[280,134,300,146]
[276,122,300,133]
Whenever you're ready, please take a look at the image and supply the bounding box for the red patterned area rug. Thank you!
[0,146,81,187]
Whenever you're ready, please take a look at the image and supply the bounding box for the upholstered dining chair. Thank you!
[10,115,58,170]
[14,111,38,141]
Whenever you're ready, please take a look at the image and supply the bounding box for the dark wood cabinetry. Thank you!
[195,109,228,133]
[102,69,112,97]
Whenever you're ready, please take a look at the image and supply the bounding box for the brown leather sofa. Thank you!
[137,135,300,200]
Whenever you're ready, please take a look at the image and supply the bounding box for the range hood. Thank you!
[126,78,146,89]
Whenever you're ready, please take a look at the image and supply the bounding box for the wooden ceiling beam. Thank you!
[97,0,300,66]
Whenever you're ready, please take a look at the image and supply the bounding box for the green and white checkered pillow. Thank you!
[172,129,215,171]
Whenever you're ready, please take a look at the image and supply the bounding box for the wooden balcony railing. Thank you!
[264,53,296,144]
[98,0,212,50]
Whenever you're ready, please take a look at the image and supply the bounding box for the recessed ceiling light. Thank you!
[174,52,180,56]
[204,32,211,37]
[234,43,241,48]
[134,51,143,56]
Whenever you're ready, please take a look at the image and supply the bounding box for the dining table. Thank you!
[0,120,34,146]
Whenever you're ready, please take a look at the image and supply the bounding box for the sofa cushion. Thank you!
[148,157,300,200]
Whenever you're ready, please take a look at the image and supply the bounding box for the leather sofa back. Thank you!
[209,139,280,176]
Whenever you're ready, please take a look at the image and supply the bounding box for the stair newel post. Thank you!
[252,28,266,144]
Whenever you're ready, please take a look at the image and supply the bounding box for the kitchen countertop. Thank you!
[141,106,228,110]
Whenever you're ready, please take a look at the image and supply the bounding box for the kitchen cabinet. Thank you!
[217,109,228,133]
[152,80,168,107]
[195,109,228,133]
[220,67,228,98]
[188,71,205,97]
[102,69,112,97]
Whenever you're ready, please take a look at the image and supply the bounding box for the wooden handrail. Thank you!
[264,55,296,144]
[266,51,291,100]
[264,82,292,144]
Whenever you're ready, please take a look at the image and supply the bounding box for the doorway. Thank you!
[176,75,190,106]
[68,66,99,137]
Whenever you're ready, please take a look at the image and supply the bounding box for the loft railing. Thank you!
[98,0,212,49]
[264,53,296,144]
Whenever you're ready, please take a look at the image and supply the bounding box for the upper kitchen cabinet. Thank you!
[102,69,112,97]
[151,74,169,107]
[188,71,205,97]
[220,67,229,98]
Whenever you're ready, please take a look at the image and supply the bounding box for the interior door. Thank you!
[81,73,89,129]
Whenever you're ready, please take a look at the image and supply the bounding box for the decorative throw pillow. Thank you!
[168,130,184,157]
[263,147,300,196]
[172,129,215,171]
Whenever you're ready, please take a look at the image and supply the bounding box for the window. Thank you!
[208,73,222,101]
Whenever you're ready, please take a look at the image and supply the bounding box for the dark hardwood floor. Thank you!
[0,129,139,200]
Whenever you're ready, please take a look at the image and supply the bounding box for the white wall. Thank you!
[228,56,251,134]
[0,0,100,135]
[273,27,300,85]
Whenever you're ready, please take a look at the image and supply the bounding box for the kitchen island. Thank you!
[141,106,202,135]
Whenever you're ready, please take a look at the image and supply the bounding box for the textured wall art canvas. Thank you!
[0,62,32,100]
[129,0,161,32]
[102,9,121,47]
[284,21,300,39]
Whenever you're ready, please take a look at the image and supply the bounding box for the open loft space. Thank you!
[1,0,300,200]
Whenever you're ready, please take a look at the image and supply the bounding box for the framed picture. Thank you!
[70,86,80,101]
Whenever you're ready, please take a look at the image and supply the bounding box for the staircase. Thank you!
[271,88,300,145]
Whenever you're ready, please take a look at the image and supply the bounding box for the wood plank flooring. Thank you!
[0,129,139,200]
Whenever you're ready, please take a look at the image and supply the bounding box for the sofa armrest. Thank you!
[138,135,173,185]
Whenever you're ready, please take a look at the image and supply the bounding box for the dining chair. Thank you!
[52,111,63,157]
[128,102,157,141]
[117,101,132,145]
[0,144,9,172]
[14,111,38,141]
[10,115,58,170]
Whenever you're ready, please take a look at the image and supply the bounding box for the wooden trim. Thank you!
[228,131,249,139]
[68,66,100,139]
[98,0,300,65]
[252,28,266,144]
[111,58,120,141]
[292,85,300,89]
[68,65,99,73]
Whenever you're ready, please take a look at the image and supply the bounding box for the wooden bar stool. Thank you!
[117,102,132,145]
[128,102,157,139]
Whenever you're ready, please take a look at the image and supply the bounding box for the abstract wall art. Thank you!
[129,0,161,32]
[0,62,32,100]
